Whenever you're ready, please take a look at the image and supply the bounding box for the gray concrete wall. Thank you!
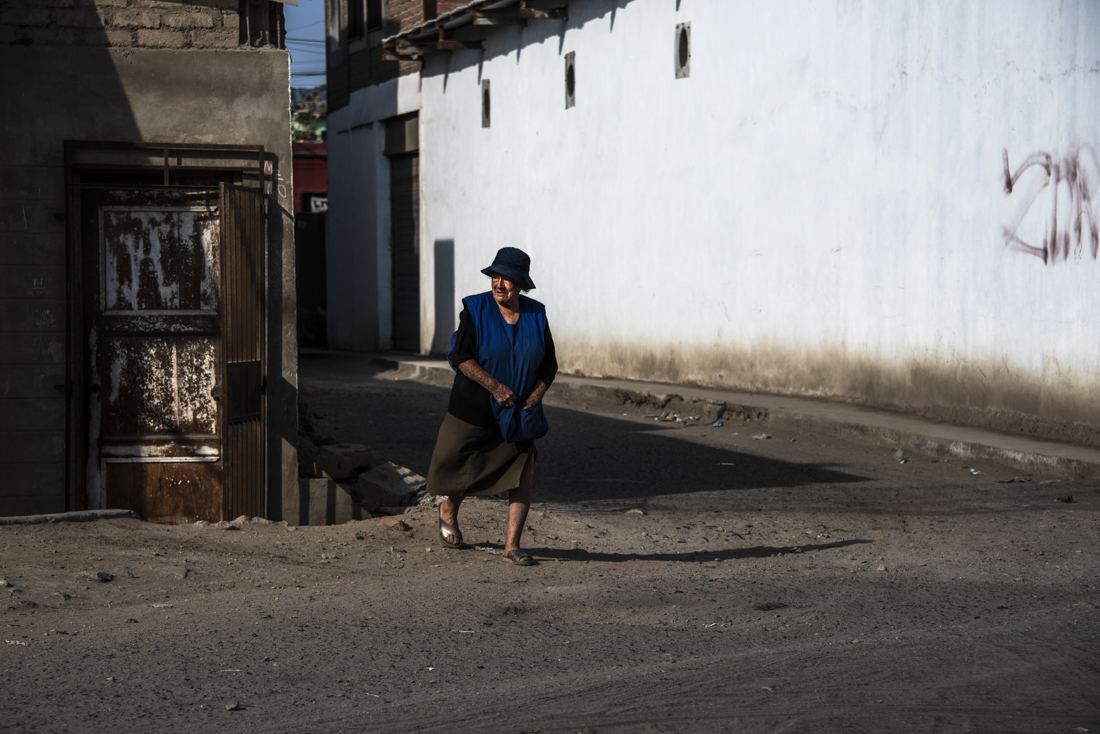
[0,41,296,518]
[0,0,241,50]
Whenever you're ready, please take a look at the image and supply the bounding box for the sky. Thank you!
[284,0,327,89]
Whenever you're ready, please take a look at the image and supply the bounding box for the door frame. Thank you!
[64,141,266,515]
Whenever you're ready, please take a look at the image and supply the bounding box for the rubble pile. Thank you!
[296,401,434,526]
[614,390,742,425]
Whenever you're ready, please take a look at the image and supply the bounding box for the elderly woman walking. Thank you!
[426,247,557,566]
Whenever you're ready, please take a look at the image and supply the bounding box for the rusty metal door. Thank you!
[220,184,266,520]
[82,190,224,523]
[81,185,266,523]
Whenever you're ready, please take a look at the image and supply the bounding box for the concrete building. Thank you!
[326,0,1100,443]
[0,0,298,522]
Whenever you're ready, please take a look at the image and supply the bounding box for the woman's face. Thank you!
[490,272,520,307]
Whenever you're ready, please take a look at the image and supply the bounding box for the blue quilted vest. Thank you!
[449,291,549,443]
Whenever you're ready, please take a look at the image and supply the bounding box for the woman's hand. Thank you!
[457,360,517,406]
[492,383,518,408]
[456,359,542,409]
[522,380,549,410]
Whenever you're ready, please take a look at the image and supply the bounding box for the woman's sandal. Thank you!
[439,514,465,549]
[502,549,535,566]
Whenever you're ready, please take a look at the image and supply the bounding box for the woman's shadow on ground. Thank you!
[476,538,874,564]
[534,403,870,505]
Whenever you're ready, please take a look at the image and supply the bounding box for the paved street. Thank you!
[2,355,1098,732]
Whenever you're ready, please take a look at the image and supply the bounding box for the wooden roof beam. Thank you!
[437,27,483,51]
[517,0,567,20]
[470,2,566,22]
[469,10,523,26]
[383,43,432,61]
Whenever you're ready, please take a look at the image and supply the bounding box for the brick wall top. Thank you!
[0,0,276,50]
[383,0,429,37]
[436,2,469,13]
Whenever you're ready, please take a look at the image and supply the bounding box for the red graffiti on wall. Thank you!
[1002,146,1099,264]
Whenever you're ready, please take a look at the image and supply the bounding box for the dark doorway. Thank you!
[386,113,420,353]
[295,208,327,348]
[389,153,420,351]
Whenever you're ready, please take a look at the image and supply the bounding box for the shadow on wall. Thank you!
[432,238,455,355]
[0,13,141,516]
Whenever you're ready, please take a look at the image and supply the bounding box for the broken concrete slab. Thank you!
[297,433,320,474]
[349,462,427,512]
[301,443,373,479]
[284,477,369,526]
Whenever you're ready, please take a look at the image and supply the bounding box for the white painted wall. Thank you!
[326,74,421,350]
[408,0,1100,425]
[328,0,1100,426]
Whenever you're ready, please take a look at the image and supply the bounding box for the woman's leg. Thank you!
[439,494,465,546]
[505,454,534,556]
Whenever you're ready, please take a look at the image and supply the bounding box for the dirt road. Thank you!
[2,357,1098,732]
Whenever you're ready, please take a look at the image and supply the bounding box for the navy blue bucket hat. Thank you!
[481,247,536,291]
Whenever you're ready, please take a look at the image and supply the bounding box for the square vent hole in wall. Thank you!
[565,52,576,109]
[482,79,491,128]
[675,22,690,79]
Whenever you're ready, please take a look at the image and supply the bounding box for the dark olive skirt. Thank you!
[426,412,536,498]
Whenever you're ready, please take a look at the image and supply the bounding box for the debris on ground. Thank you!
[296,400,430,522]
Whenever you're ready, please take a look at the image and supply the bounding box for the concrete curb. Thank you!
[0,509,141,526]
[375,354,1100,479]
[762,411,1100,478]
